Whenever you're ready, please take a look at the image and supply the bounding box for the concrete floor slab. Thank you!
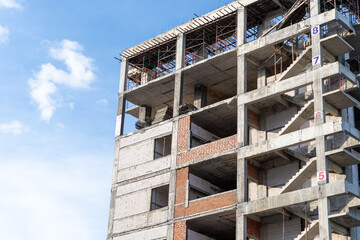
[330,212,360,228]
[321,34,354,57]
[323,89,358,110]
[326,148,360,167]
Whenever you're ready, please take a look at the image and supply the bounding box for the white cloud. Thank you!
[68,102,75,109]
[96,98,108,105]
[0,0,22,9]
[0,120,25,134]
[0,24,9,43]
[56,123,65,129]
[28,40,96,121]
[0,156,110,240]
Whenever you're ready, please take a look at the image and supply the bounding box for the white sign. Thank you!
[312,55,320,66]
[314,111,323,121]
[312,26,320,35]
[317,171,326,182]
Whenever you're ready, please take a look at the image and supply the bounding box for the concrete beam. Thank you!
[240,62,352,105]
[239,120,344,159]
[240,9,342,56]
[238,180,350,215]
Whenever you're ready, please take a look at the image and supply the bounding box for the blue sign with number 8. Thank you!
[312,26,319,35]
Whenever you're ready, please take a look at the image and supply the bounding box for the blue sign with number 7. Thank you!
[313,55,320,65]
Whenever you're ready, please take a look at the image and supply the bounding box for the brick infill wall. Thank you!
[174,190,236,218]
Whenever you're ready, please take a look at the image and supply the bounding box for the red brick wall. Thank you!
[174,191,236,218]
[173,204,260,239]
[248,109,260,128]
[174,221,187,240]
[177,116,191,153]
[248,162,259,181]
[247,218,260,239]
[175,167,189,204]
[177,135,237,166]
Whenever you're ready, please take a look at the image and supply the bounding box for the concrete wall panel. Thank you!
[267,162,299,187]
[114,190,151,219]
[261,218,301,240]
[118,139,154,170]
[113,208,168,234]
[119,122,172,148]
[266,107,298,131]
[117,156,171,183]
[117,172,170,196]
[113,225,167,240]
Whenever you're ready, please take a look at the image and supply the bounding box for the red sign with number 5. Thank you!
[317,171,326,181]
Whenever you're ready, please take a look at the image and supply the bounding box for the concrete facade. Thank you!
[108,0,360,239]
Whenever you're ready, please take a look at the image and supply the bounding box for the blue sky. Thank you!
[0,0,233,239]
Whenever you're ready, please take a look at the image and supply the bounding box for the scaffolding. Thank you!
[126,39,177,90]
[322,0,360,24]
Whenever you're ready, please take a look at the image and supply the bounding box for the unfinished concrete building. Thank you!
[108,0,360,239]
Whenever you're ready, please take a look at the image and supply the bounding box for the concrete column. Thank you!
[195,46,209,62]
[167,121,179,240]
[237,6,248,240]
[139,105,152,124]
[115,58,129,137]
[311,1,331,239]
[174,33,186,117]
[257,66,267,89]
[168,33,186,239]
[194,84,207,109]
[237,7,247,47]
[236,213,247,240]
[107,139,121,240]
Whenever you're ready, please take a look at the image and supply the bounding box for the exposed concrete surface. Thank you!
[109,2,360,240]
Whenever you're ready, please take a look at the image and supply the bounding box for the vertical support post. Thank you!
[311,1,331,239]
[109,59,128,235]
[107,138,121,240]
[139,105,152,125]
[237,213,247,240]
[168,33,186,240]
[257,66,267,89]
[174,33,186,117]
[194,84,207,109]
[167,119,179,240]
[236,6,248,240]
[115,57,129,137]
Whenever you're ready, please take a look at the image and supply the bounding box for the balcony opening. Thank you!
[154,135,172,159]
[150,185,169,211]
[355,106,360,130]
[188,102,237,148]
[123,73,175,132]
[187,210,236,240]
[188,153,237,201]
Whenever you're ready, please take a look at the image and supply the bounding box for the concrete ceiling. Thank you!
[191,98,237,138]
[187,210,236,240]
[190,153,237,190]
